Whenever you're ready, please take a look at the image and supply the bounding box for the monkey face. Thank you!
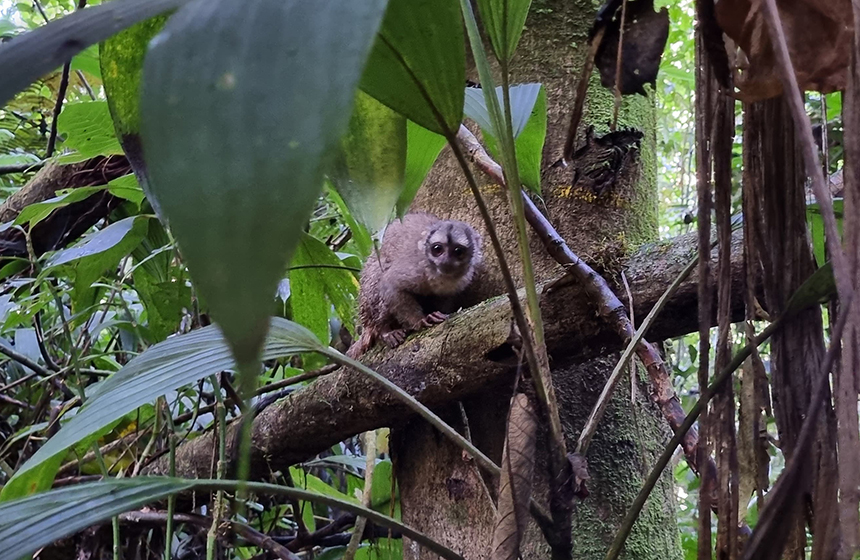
[424,221,479,277]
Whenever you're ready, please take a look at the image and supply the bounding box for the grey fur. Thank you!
[346,213,482,357]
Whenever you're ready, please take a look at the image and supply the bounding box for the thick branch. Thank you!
[147,229,746,480]
[0,155,130,257]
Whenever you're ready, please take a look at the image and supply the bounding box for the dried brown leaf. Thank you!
[715,0,852,101]
[490,393,537,560]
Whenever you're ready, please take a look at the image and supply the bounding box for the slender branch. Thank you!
[0,161,47,176]
[44,0,89,158]
[563,27,607,163]
[611,0,629,131]
[576,247,701,453]
[195,479,465,560]
[0,393,34,409]
[120,511,300,560]
[456,125,697,463]
[0,340,50,378]
[74,70,96,100]
[288,264,361,272]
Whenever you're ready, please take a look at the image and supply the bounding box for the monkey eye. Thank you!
[430,243,444,257]
[451,246,465,258]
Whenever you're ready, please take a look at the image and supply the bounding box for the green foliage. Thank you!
[100,15,169,139]
[0,0,799,557]
[398,121,448,216]
[360,0,465,136]
[808,199,844,267]
[47,215,148,313]
[140,0,388,377]
[332,91,407,234]
[0,477,195,560]
[289,234,360,342]
[464,83,547,192]
[55,101,123,163]
[4,318,324,499]
[476,0,533,63]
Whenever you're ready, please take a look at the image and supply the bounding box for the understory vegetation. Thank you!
[0,0,856,559]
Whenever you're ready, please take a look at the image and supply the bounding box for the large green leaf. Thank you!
[46,216,149,314]
[14,186,104,227]
[12,178,141,229]
[3,318,324,498]
[784,261,836,316]
[100,13,171,220]
[0,477,457,560]
[360,0,465,136]
[47,216,147,268]
[290,234,359,341]
[141,0,388,373]
[464,84,546,192]
[56,101,123,164]
[476,0,532,63]
[463,83,541,139]
[331,91,406,234]
[397,121,447,216]
[0,0,189,106]
[0,478,194,560]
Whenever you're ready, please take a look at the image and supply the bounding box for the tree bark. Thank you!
[0,155,130,257]
[398,1,678,558]
[145,229,747,481]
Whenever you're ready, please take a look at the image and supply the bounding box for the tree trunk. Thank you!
[397,1,680,559]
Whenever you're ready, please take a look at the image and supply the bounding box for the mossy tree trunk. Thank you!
[396,1,682,559]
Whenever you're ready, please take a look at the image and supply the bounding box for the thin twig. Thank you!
[604,317,784,560]
[120,511,301,560]
[0,161,47,175]
[75,70,96,100]
[576,249,701,454]
[740,294,854,559]
[0,393,34,409]
[619,271,637,403]
[563,26,607,162]
[344,430,376,560]
[42,0,89,158]
[0,340,50,378]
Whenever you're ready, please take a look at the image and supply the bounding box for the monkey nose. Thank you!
[439,263,461,275]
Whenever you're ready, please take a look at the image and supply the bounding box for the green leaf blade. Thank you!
[360,0,465,136]
[4,318,323,497]
[0,478,194,560]
[476,0,532,62]
[141,0,388,369]
[397,121,447,216]
[332,91,407,234]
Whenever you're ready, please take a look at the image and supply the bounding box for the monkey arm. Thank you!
[379,279,428,332]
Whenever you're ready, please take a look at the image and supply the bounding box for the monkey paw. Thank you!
[382,329,407,348]
[421,311,448,327]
